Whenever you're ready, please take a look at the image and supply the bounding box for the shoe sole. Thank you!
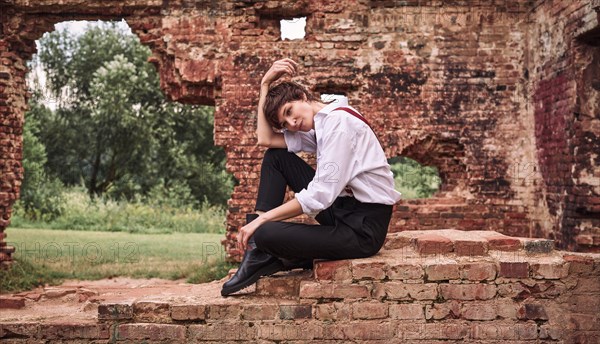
[221,261,282,296]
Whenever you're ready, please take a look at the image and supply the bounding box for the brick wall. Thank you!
[528,0,600,252]
[0,0,598,267]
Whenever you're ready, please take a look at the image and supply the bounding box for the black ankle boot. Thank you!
[221,214,283,296]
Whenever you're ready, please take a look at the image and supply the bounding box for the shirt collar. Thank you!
[314,96,349,130]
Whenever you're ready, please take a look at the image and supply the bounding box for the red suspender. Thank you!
[333,107,371,128]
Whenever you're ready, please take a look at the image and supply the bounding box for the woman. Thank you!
[221,58,401,296]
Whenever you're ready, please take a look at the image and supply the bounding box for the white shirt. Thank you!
[284,97,402,217]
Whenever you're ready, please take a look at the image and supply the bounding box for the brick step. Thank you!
[383,228,554,255]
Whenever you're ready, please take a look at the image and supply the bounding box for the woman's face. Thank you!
[277,99,315,132]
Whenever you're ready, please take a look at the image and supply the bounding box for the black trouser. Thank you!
[253,148,393,261]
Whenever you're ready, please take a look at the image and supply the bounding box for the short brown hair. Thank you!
[264,81,322,130]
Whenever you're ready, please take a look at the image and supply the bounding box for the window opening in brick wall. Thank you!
[21,20,235,250]
[280,17,306,40]
[388,157,441,199]
[320,93,346,105]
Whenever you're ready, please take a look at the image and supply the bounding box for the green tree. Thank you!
[31,22,233,205]
[16,94,65,220]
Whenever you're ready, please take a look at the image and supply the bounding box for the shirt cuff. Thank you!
[295,190,322,218]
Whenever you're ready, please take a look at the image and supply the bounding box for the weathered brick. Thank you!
[498,262,529,278]
[133,301,171,322]
[315,302,351,321]
[189,323,258,341]
[240,303,279,320]
[117,323,185,341]
[352,261,386,280]
[415,234,453,254]
[460,262,497,281]
[530,260,569,279]
[387,261,424,280]
[97,303,133,320]
[314,260,352,281]
[398,323,469,340]
[39,324,110,340]
[0,296,25,309]
[258,323,322,340]
[351,301,388,319]
[389,303,424,320]
[471,323,538,340]
[441,283,496,301]
[425,301,460,320]
[299,281,370,299]
[170,304,206,321]
[384,282,438,300]
[425,262,460,281]
[206,303,242,320]
[517,303,548,320]
[323,322,396,340]
[0,322,39,339]
[455,238,488,256]
[279,304,312,320]
[461,302,497,320]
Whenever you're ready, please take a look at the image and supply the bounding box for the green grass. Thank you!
[11,188,228,234]
[1,228,234,294]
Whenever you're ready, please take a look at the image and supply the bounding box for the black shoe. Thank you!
[221,214,283,296]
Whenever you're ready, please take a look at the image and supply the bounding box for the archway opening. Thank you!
[5,19,235,292]
[388,156,441,199]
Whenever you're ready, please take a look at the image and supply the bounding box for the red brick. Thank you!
[384,282,438,300]
[460,262,497,281]
[415,234,454,254]
[481,233,522,251]
[530,260,569,279]
[206,303,242,320]
[299,281,370,299]
[170,304,206,321]
[387,261,424,280]
[314,260,352,281]
[517,303,548,320]
[40,323,110,340]
[323,322,396,340]
[398,323,469,340]
[279,304,312,320]
[133,301,170,322]
[0,296,25,309]
[117,323,185,341]
[352,261,387,280]
[351,301,388,319]
[425,262,460,281]
[189,323,258,341]
[0,322,39,339]
[425,301,460,320]
[455,239,488,256]
[471,323,538,340]
[499,262,529,278]
[389,303,424,320]
[97,303,133,320]
[461,302,497,320]
[241,303,279,320]
[439,283,497,300]
[258,323,322,340]
[315,302,351,321]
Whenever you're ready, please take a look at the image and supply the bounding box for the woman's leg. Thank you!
[255,148,334,226]
[254,200,393,261]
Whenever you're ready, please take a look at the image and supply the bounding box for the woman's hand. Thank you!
[261,58,299,87]
[237,216,263,251]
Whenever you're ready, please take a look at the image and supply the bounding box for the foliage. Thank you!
[388,157,441,199]
[15,95,66,221]
[30,22,233,206]
[12,187,227,234]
